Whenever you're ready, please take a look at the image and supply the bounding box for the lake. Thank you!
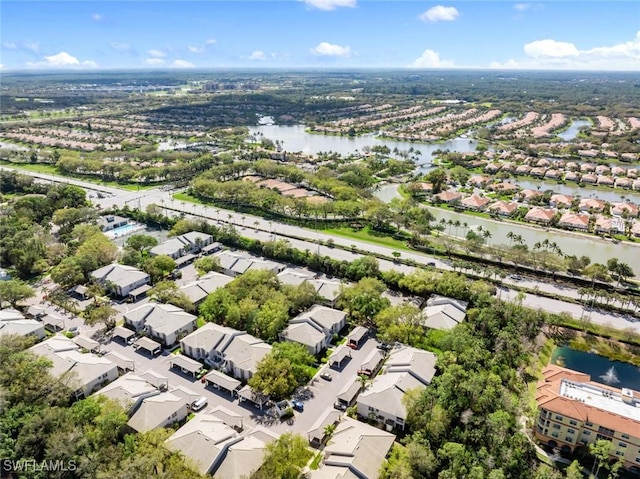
[248,124,479,167]
[557,120,591,141]
[551,345,640,391]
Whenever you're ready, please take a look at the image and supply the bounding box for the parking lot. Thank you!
[97,329,381,437]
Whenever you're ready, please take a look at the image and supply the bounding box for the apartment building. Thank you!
[535,365,640,470]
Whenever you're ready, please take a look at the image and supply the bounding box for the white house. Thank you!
[124,302,197,347]
[280,305,347,355]
[166,413,239,475]
[213,251,284,277]
[94,372,163,411]
[309,417,395,479]
[210,426,279,479]
[0,308,45,340]
[180,323,272,380]
[421,295,468,330]
[179,272,233,307]
[150,231,216,261]
[127,389,192,432]
[357,345,437,431]
[30,335,118,399]
[90,263,150,299]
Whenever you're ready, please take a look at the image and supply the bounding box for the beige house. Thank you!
[535,365,640,469]
[124,302,197,347]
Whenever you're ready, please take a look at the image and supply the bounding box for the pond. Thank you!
[551,345,640,391]
[248,124,479,167]
[557,120,591,141]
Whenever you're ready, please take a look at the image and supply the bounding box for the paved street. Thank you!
[96,329,379,437]
[5,166,640,333]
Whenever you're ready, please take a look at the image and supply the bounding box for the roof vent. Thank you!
[621,388,634,405]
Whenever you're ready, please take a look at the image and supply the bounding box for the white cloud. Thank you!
[188,45,204,54]
[110,42,131,52]
[419,5,459,22]
[0,64,4,70]
[172,59,195,68]
[248,50,267,61]
[2,42,17,50]
[301,0,356,11]
[524,39,579,58]
[22,40,40,53]
[148,49,166,58]
[408,49,454,68]
[490,31,640,70]
[513,3,530,11]
[311,42,351,57]
[27,51,97,68]
[144,58,166,66]
[92,13,104,21]
[205,38,217,45]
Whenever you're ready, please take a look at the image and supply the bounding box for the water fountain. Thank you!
[599,366,620,385]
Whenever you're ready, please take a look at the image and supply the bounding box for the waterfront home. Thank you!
[524,207,556,225]
[558,213,590,231]
[433,190,462,204]
[549,194,573,209]
[631,221,640,238]
[621,153,639,162]
[544,169,562,180]
[488,182,519,194]
[534,365,640,469]
[468,175,491,187]
[615,178,632,189]
[634,179,640,191]
[536,158,551,167]
[460,195,491,211]
[597,176,615,187]
[487,200,518,217]
[483,163,501,174]
[581,173,598,184]
[518,189,543,203]
[595,165,611,175]
[611,166,627,177]
[515,165,532,175]
[628,169,639,179]
[564,171,580,182]
[578,198,605,213]
[565,162,579,171]
[530,167,546,178]
[611,202,638,218]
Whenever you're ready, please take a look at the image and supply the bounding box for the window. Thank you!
[598,426,615,437]
[569,420,578,426]
[621,434,630,440]
[615,451,624,457]
[618,443,627,448]
[552,432,559,438]
[553,424,561,429]
[585,421,593,427]
[567,429,575,434]
[636,457,640,464]
[555,415,563,421]
[565,436,573,443]
[583,431,591,436]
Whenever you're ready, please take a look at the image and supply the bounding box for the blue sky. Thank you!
[1,1,639,71]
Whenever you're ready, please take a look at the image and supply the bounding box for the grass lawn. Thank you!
[525,338,555,414]
[1,161,155,191]
[173,192,204,204]
[324,226,414,253]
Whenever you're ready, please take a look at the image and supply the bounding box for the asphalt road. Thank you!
[5,166,640,333]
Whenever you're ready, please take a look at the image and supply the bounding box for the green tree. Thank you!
[339,278,391,327]
[143,255,176,283]
[125,234,158,253]
[193,256,221,276]
[84,304,118,329]
[589,439,613,477]
[271,342,316,385]
[346,256,381,281]
[50,257,85,289]
[148,280,194,311]
[0,279,34,308]
[426,168,448,194]
[251,433,312,479]
[248,354,299,400]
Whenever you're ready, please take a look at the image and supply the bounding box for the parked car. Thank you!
[426,261,436,267]
[320,372,333,381]
[291,400,304,412]
[509,274,523,281]
[190,396,208,412]
[377,343,392,351]
[333,401,347,411]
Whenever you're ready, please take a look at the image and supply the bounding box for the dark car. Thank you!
[333,401,347,411]
[377,343,392,351]
[426,261,436,267]
[320,372,333,381]
[291,400,304,412]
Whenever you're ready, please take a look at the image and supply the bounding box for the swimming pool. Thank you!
[104,222,144,239]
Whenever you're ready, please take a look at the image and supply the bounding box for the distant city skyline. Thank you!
[1,1,639,71]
